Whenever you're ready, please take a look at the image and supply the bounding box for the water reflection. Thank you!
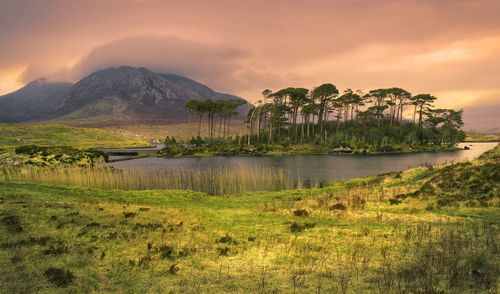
[110,142,496,187]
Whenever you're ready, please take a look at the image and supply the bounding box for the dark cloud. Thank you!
[0,0,499,128]
[70,36,246,85]
[59,35,293,96]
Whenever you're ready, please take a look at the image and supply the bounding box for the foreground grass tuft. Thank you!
[0,145,498,292]
[44,267,75,288]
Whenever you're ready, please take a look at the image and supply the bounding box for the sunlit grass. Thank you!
[0,176,497,293]
[0,145,497,292]
[0,123,149,148]
[1,164,296,195]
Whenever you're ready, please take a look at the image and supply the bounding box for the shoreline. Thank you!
[106,147,484,163]
[107,145,468,161]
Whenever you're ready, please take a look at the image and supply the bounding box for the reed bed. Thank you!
[0,164,297,195]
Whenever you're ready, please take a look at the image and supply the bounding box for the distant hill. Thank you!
[0,66,250,124]
[0,79,72,122]
[463,104,500,134]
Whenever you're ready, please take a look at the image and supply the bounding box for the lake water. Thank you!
[109,142,497,185]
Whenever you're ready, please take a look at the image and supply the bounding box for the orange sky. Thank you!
[1,0,500,119]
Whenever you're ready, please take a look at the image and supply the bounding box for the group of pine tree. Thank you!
[184,84,465,153]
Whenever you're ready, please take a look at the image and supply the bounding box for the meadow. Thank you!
[0,144,498,293]
[465,132,500,142]
[102,122,247,142]
[0,123,149,148]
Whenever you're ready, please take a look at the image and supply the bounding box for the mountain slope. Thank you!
[56,66,248,123]
[0,79,72,122]
[0,66,250,124]
[158,73,241,101]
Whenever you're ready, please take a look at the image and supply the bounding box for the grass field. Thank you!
[0,124,149,148]
[100,121,247,141]
[0,145,498,293]
[465,132,500,142]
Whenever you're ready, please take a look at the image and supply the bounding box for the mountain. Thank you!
[0,79,72,122]
[463,104,500,134]
[0,66,250,124]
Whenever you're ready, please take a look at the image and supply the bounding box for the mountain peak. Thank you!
[0,66,249,124]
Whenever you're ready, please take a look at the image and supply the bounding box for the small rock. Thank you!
[331,146,352,153]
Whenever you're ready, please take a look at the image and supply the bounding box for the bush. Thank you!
[159,245,175,259]
[218,246,230,256]
[169,263,179,274]
[44,267,75,287]
[329,203,347,211]
[217,234,238,244]
[385,224,499,293]
[13,145,108,166]
[289,222,315,233]
[1,215,23,233]
[293,209,309,217]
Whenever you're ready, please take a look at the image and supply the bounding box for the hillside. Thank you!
[0,124,148,148]
[0,79,72,123]
[0,145,498,292]
[0,66,250,125]
[465,132,500,142]
[408,143,499,206]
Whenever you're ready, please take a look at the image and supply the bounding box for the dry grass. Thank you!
[1,164,294,195]
[0,145,498,292]
[0,175,497,293]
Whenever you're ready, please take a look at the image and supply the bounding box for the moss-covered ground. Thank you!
[0,146,498,293]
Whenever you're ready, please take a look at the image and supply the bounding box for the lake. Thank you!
[109,142,497,187]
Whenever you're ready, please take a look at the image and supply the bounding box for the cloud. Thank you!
[70,36,246,85]
[58,35,294,97]
[1,0,500,128]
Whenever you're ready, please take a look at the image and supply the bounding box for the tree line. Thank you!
[245,85,464,147]
[186,99,246,141]
[185,84,465,149]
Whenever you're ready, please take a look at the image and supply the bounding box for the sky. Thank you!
[1,0,499,130]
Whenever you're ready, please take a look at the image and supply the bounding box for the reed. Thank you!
[1,164,296,195]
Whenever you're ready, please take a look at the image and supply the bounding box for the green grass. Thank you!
[0,123,149,148]
[1,147,499,292]
[465,132,500,142]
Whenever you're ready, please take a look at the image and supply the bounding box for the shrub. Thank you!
[1,215,23,233]
[13,145,108,166]
[436,198,456,207]
[10,252,22,263]
[122,212,137,218]
[218,233,237,244]
[352,195,367,209]
[289,222,315,233]
[218,246,230,256]
[169,263,179,274]
[329,203,347,211]
[44,267,75,288]
[391,224,498,293]
[159,245,175,259]
[293,209,309,217]
[138,254,152,267]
